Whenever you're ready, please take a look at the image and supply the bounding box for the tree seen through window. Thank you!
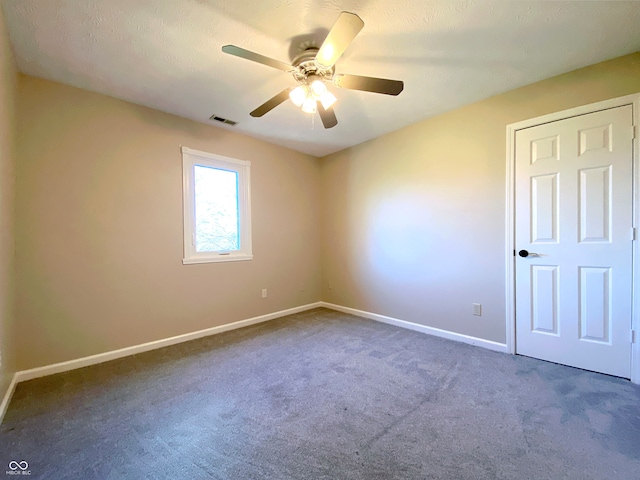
[194,165,240,252]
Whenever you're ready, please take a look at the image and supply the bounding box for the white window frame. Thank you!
[182,146,252,264]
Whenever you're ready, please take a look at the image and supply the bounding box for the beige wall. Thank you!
[0,6,17,398]
[320,52,640,344]
[10,49,640,371]
[15,76,322,370]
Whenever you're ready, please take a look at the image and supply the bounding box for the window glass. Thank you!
[194,165,239,252]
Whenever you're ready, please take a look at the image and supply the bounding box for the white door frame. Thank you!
[505,92,640,384]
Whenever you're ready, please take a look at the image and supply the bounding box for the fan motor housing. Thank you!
[292,48,334,85]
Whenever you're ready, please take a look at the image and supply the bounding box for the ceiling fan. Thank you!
[221,12,404,129]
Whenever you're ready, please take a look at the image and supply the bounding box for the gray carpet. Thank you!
[1,308,639,479]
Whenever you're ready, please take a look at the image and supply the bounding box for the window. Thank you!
[182,146,252,264]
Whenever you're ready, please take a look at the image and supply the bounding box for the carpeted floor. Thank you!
[1,307,639,479]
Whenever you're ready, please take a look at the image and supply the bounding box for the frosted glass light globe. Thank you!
[289,85,307,107]
[310,79,327,98]
[301,96,317,114]
[320,91,337,110]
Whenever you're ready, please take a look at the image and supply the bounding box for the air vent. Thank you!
[209,114,238,126]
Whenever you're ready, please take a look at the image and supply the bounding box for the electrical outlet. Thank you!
[262,288,268,298]
[473,303,482,316]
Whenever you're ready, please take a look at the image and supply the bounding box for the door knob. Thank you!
[518,249,539,258]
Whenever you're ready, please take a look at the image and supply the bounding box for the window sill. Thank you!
[183,254,253,265]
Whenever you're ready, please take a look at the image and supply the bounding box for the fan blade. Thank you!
[250,88,292,117]
[315,12,364,68]
[222,45,293,73]
[334,74,404,96]
[317,102,338,129]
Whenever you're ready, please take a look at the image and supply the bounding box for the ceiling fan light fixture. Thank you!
[320,91,337,110]
[289,85,307,107]
[301,96,317,114]
[222,12,402,129]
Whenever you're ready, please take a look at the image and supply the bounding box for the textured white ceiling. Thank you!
[3,0,640,157]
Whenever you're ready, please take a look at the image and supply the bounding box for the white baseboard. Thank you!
[12,302,323,386]
[1,300,506,424]
[0,302,322,423]
[320,302,508,353]
[0,302,322,424]
[0,374,18,424]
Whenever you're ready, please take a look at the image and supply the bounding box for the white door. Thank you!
[515,105,634,378]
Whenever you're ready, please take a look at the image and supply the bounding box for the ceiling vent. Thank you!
[209,114,238,126]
